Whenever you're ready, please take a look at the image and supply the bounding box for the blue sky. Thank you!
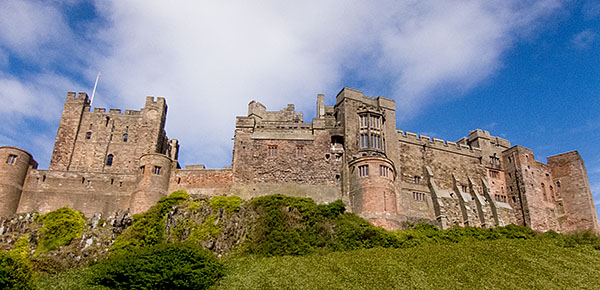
[0,1,599,217]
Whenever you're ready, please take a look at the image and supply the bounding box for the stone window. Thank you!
[123,133,128,142]
[86,132,92,139]
[89,123,93,130]
[508,156,512,163]
[541,183,547,201]
[42,175,46,182]
[6,154,17,165]
[379,165,391,177]
[82,177,85,184]
[414,176,421,184]
[556,181,561,188]
[358,113,384,151]
[125,126,129,132]
[111,178,114,185]
[153,166,161,175]
[296,146,304,159]
[358,165,369,177]
[489,170,499,178]
[267,145,278,158]
[412,192,426,201]
[370,133,382,150]
[461,185,468,192]
[360,115,368,129]
[106,154,114,166]
[550,185,554,200]
[494,194,507,202]
[140,166,145,175]
[512,196,516,203]
[105,117,110,126]
[489,155,500,167]
[360,134,368,149]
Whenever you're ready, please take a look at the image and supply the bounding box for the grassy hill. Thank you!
[39,239,600,289]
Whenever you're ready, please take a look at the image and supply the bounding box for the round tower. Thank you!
[348,155,398,230]
[130,153,172,214]
[0,146,37,217]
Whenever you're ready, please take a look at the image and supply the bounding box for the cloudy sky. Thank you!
[1,1,599,216]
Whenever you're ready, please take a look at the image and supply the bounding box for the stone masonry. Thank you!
[0,88,598,233]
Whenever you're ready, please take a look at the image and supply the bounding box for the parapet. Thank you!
[66,92,90,105]
[144,96,167,110]
[397,130,480,156]
[244,101,303,123]
[335,87,395,110]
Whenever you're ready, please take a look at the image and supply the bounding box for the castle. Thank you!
[0,88,598,233]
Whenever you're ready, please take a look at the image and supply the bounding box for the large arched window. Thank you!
[106,154,114,166]
[358,112,384,151]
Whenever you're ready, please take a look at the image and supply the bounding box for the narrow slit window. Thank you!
[153,166,161,175]
[6,154,17,164]
[414,176,421,184]
[358,165,369,177]
[296,146,304,159]
[267,145,278,158]
[140,165,145,175]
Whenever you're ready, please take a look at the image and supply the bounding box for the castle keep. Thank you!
[1,88,598,233]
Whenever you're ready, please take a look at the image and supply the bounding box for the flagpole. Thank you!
[90,72,101,105]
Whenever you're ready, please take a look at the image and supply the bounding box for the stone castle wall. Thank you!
[0,88,597,233]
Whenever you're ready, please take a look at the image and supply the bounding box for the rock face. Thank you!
[0,210,133,271]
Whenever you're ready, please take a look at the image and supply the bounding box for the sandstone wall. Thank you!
[549,151,600,233]
[17,169,134,217]
[169,167,232,196]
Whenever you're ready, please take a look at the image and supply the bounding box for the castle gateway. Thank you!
[1,88,598,233]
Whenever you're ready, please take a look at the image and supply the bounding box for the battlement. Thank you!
[468,129,510,149]
[65,91,91,105]
[397,130,481,155]
[144,96,167,111]
[244,100,303,123]
[335,87,395,110]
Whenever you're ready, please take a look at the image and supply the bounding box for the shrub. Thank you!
[91,243,223,290]
[111,190,189,253]
[36,207,86,253]
[0,236,38,290]
[246,195,391,256]
[210,196,243,214]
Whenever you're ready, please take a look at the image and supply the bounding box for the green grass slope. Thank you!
[38,239,600,290]
[214,239,600,290]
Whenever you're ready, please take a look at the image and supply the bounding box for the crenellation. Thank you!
[1,87,596,234]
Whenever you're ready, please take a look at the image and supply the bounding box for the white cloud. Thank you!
[570,29,597,49]
[0,0,72,60]
[0,0,565,168]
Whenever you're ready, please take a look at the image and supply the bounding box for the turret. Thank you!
[49,92,90,170]
[348,155,398,230]
[0,146,37,216]
[130,153,172,214]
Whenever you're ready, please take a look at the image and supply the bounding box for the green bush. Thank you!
[91,243,223,290]
[111,190,189,253]
[0,236,38,290]
[246,195,392,256]
[36,207,86,253]
[209,196,243,214]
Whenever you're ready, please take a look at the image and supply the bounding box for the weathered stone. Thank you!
[0,88,597,233]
